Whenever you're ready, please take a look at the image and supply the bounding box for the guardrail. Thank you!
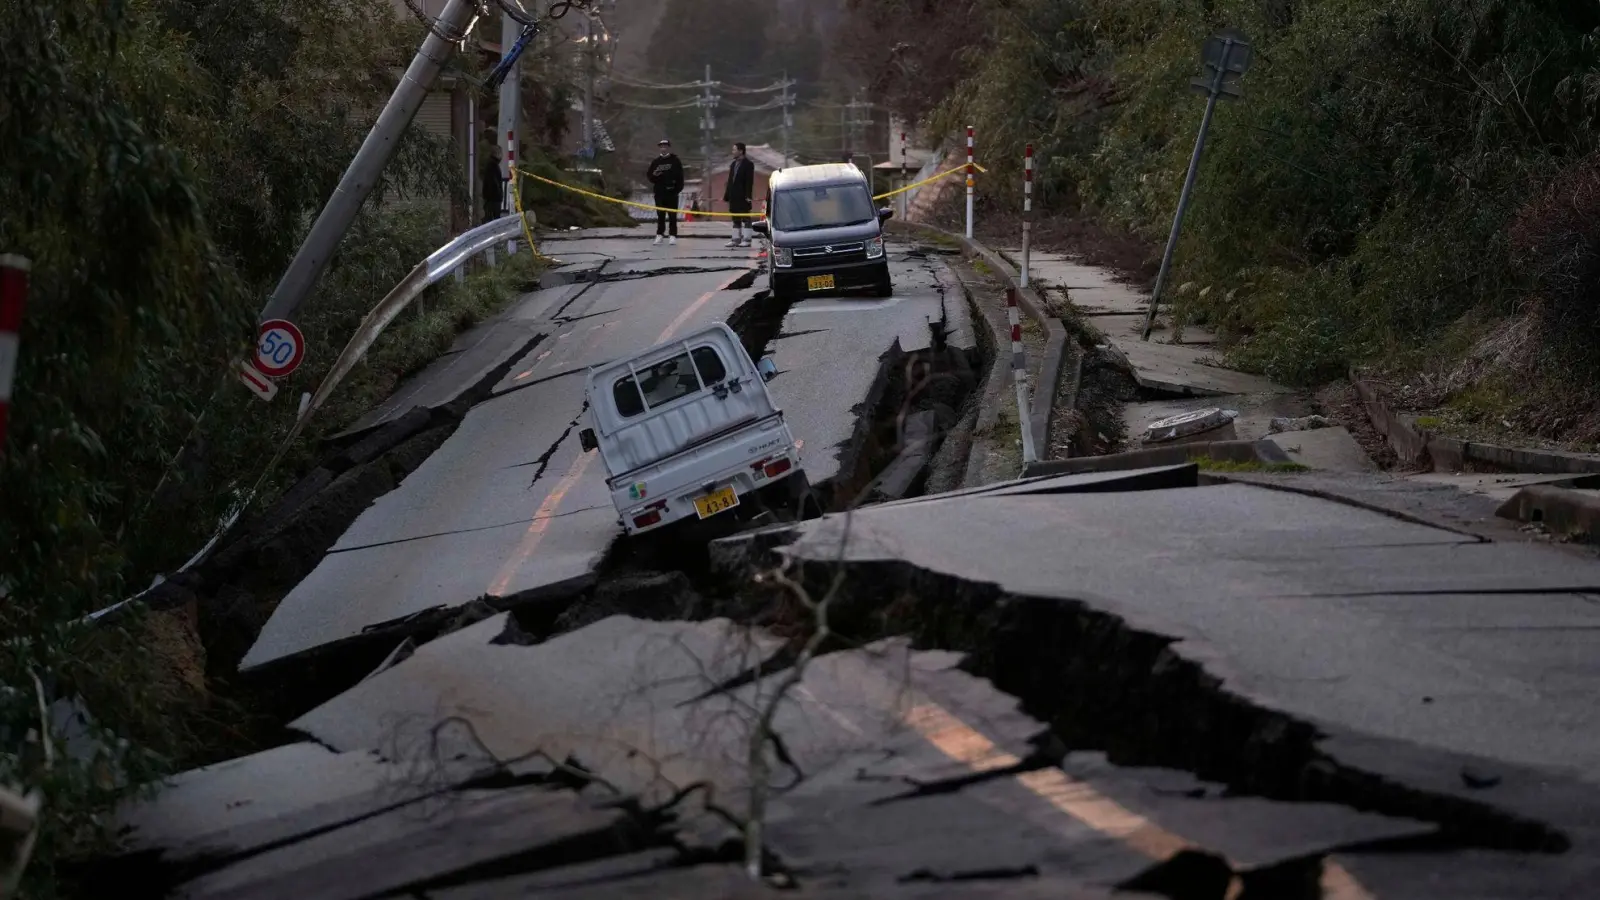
[84,213,536,625]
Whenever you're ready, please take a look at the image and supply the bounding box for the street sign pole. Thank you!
[1142,30,1251,341]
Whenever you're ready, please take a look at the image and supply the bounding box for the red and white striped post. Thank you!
[0,255,30,457]
[1007,286,1039,464]
[965,125,975,239]
[899,130,909,218]
[504,128,518,255]
[1020,143,1034,288]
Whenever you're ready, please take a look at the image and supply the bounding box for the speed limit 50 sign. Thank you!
[255,318,306,378]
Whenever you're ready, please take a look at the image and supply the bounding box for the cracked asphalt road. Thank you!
[240,223,954,671]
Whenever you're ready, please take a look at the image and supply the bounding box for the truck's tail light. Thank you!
[632,499,667,530]
[764,458,792,478]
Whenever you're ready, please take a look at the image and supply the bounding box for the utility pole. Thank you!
[779,70,795,168]
[498,7,523,253]
[699,63,718,205]
[260,0,477,324]
[845,94,873,170]
[581,7,595,158]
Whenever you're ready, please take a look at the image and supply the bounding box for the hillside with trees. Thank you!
[0,3,624,892]
[839,0,1600,447]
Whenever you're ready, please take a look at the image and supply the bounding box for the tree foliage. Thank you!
[846,0,1600,386]
[0,0,469,888]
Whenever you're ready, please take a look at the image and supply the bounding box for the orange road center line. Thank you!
[903,702,1376,900]
[487,271,746,596]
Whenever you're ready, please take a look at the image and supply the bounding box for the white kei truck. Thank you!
[578,322,814,537]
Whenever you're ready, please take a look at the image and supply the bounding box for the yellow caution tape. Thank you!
[509,168,556,262]
[874,161,990,200]
[514,167,763,218]
[512,159,990,220]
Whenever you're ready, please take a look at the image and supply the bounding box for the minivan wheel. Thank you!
[873,264,894,297]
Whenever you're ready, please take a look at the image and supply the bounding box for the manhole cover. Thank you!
[1144,407,1233,443]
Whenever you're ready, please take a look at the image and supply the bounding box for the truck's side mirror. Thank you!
[877,206,895,222]
[751,220,770,237]
[579,427,598,452]
[757,357,778,382]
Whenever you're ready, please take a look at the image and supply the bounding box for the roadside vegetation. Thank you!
[0,2,624,893]
[842,0,1600,449]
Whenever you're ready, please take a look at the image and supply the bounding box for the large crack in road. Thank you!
[104,236,1599,900]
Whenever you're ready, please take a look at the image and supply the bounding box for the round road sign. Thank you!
[255,319,306,378]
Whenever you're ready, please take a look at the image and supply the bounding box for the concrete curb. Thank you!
[1495,484,1600,536]
[1350,369,1600,475]
[893,222,1069,461]
[932,256,1014,489]
[1021,439,1293,479]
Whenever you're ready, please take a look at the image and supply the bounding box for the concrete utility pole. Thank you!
[498,6,523,252]
[581,6,595,158]
[699,64,719,204]
[260,0,477,324]
[779,70,795,168]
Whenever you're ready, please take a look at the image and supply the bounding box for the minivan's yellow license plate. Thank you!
[806,274,835,291]
[694,485,740,519]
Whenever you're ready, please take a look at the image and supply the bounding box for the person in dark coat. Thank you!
[481,144,504,224]
[724,142,756,247]
[646,138,685,245]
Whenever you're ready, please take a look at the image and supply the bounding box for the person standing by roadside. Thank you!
[481,143,505,224]
[724,142,755,247]
[646,138,685,246]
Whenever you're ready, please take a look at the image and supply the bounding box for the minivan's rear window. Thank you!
[773,183,875,231]
[613,345,728,418]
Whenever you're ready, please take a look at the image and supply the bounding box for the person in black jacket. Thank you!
[723,142,755,247]
[481,144,504,224]
[646,138,685,245]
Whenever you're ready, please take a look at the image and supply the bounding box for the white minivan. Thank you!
[578,322,813,536]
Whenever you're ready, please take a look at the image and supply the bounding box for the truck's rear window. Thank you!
[613,345,728,418]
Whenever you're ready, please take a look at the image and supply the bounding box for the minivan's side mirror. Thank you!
[877,207,895,222]
[757,356,778,382]
[751,220,771,237]
[578,427,598,452]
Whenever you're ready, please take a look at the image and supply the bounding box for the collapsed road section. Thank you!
[107,233,1600,899]
[229,233,978,686]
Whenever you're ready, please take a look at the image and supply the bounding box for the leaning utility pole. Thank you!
[259,0,478,324]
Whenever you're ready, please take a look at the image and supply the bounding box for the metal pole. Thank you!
[1021,143,1033,288]
[965,125,975,239]
[260,0,477,323]
[1142,39,1234,341]
[582,9,595,158]
[1006,287,1038,464]
[498,7,521,255]
[0,254,28,457]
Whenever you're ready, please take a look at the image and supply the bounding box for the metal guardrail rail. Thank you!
[84,214,534,625]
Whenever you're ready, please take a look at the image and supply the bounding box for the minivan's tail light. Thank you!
[772,247,794,268]
[865,236,885,259]
[764,457,792,478]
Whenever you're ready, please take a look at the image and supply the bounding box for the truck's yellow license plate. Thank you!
[694,486,740,519]
[806,274,835,291]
